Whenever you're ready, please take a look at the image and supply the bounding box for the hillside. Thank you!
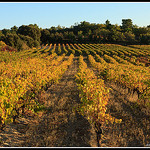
[0,43,150,147]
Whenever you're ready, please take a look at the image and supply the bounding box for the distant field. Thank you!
[0,43,150,147]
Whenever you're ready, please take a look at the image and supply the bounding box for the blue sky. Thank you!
[0,2,150,30]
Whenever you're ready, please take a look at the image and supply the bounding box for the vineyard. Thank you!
[0,43,150,147]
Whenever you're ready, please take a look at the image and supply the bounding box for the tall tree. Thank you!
[10,26,18,34]
[41,29,50,44]
[2,29,11,35]
[17,24,41,46]
[121,19,133,32]
[3,33,28,51]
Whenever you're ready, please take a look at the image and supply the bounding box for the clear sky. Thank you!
[0,2,150,30]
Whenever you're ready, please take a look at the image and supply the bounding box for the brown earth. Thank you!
[0,56,150,147]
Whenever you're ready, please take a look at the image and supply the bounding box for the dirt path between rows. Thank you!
[0,56,97,147]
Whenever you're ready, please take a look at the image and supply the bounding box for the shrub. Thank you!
[1,45,17,52]
[0,41,6,47]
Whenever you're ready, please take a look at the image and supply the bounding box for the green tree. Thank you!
[3,33,28,51]
[139,33,150,44]
[105,19,112,30]
[0,31,4,41]
[96,28,111,43]
[121,19,133,32]
[133,27,149,37]
[68,31,76,43]
[49,33,55,43]
[17,24,41,44]
[55,32,63,43]
[49,26,57,33]
[111,30,125,43]
[2,29,11,35]
[41,29,50,44]
[18,34,34,48]
[33,40,40,48]
[56,25,62,31]
[10,26,18,34]
[124,32,136,44]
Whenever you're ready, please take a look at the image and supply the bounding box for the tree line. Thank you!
[0,19,150,51]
